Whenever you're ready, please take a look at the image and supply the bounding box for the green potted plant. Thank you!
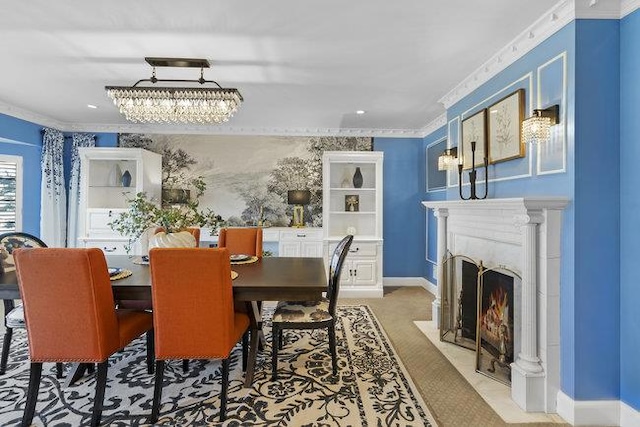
[109,192,223,253]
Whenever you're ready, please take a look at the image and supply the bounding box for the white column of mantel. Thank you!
[511,211,545,411]
[433,208,448,328]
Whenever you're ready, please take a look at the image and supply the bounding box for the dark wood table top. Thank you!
[0,256,328,302]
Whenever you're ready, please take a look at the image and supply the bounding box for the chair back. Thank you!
[327,235,354,315]
[149,247,237,359]
[0,232,47,272]
[153,227,201,246]
[13,248,121,362]
[218,227,263,258]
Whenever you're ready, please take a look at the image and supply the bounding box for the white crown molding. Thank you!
[0,100,66,130]
[439,0,576,109]
[621,0,640,16]
[65,122,427,138]
[576,0,623,18]
[418,113,447,137]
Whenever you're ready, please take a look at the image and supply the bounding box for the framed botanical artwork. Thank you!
[461,109,487,170]
[487,89,525,164]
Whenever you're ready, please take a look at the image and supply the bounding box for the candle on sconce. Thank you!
[458,151,464,165]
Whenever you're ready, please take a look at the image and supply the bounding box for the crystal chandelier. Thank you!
[105,58,243,124]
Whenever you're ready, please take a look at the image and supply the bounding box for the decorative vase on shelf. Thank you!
[341,167,352,188]
[352,167,363,188]
[108,164,122,186]
[121,170,132,187]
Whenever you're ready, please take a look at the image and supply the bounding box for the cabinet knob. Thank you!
[296,234,306,238]
[103,246,117,253]
[108,210,113,217]
[349,247,359,253]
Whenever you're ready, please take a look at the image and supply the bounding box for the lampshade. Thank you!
[521,105,559,144]
[288,190,311,205]
[438,147,458,171]
[105,57,243,124]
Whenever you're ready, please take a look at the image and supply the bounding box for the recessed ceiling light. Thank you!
[87,104,98,109]
[356,110,366,115]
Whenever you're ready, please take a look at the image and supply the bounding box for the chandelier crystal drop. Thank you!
[105,87,243,124]
[521,116,551,144]
[105,57,243,125]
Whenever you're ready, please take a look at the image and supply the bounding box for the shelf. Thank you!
[88,185,135,189]
[329,187,376,191]
[326,235,380,241]
[329,211,376,215]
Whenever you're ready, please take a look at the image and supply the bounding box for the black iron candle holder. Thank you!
[458,141,488,200]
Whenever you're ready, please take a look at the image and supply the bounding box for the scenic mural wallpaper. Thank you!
[119,134,372,227]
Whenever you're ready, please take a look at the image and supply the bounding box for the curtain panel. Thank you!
[66,133,95,247]
[40,128,66,247]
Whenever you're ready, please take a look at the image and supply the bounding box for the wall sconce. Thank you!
[438,147,458,171]
[521,105,560,144]
[288,190,311,227]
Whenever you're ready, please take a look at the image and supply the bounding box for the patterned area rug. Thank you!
[0,305,435,426]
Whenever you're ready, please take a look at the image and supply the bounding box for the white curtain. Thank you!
[40,128,66,247]
[66,133,95,247]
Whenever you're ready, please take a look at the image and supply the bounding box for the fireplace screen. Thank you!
[475,266,520,386]
[440,255,481,351]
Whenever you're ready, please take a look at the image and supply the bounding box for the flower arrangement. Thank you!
[109,192,223,251]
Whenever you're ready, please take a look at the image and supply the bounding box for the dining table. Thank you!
[0,255,328,388]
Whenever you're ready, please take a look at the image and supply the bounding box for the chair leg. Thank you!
[271,323,280,380]
[220,358,229,422]
[242,331,248,372]
[146,329,154,374]
[56,363,64,379]
[0,327,13,374]
[278,329,284,350]
[150,360,165,424]
[182,359,189,373]
[21,362,42,427]
[328,323,338,375]
[90,361,109,427]
[86,363,95,374]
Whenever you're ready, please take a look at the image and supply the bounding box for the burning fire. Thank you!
[480,286,510,347]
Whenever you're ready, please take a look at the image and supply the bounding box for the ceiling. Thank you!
[0,0,559,136]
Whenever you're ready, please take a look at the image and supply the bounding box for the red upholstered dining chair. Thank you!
[13,248,154,427]
[0,232,63,378]
[271,235,353,380]
[218,227,263,258]
[148,247,250,423]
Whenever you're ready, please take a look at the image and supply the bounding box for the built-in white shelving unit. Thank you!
[77,147,162,255]
[322,151,383,298]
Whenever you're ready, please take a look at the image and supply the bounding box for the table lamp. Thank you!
[288,190,311,227]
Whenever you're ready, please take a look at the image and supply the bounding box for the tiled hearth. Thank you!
[422,198,569,414]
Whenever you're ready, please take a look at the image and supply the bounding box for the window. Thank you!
[0,155,22,232]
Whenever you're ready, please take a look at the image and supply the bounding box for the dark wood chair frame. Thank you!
[271,235,353,380]
[0,232,64,378]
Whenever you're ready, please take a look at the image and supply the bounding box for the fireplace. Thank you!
[441,256,519,386]
[422,198,568,413]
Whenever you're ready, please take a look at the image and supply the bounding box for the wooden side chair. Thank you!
[218,227,263,257]
[14,248,154,427]
[271,234,353,380]
[148,247,251,423]
[0,232,63,378]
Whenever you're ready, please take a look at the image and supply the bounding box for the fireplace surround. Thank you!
[422,197,568,413]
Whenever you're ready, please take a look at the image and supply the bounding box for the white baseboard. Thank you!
[556,391,640,426]
[383,277,437,295]
[621,401,640,427]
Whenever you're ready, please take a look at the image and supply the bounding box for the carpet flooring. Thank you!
[347,286,568,427]
[0,304,434,426]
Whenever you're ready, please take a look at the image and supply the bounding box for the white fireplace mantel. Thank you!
[422,197,569,413]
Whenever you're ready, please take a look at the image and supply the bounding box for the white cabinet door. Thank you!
[301,241,322,257]
[279,241,301,257]
[352,259,376,286]
[340,261,354,285]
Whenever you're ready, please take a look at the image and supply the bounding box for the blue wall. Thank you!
[374,137,426,277]
[573,19,620,401]
[620,9,640,410]
[423,18,627,405]
[0,112,117,238]
[423,127,447,283]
